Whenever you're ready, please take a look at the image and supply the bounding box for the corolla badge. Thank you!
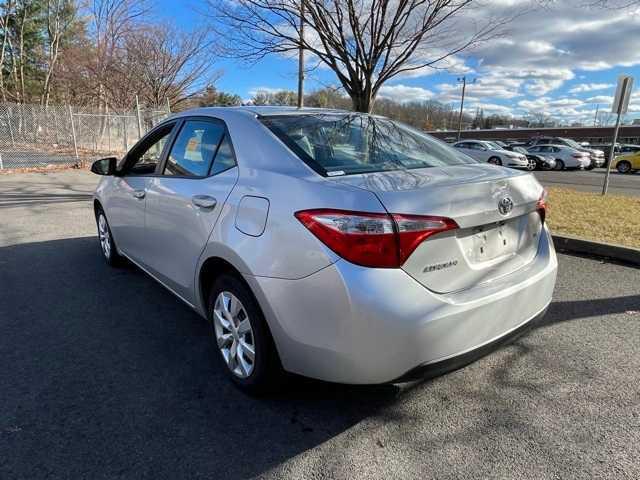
[498,196,514,215]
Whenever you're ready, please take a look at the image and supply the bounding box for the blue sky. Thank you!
[156,0,640,124]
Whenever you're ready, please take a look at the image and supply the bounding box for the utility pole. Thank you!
[603,75,634,195]
[593,104,599,127]
[456,76,475,141]
[297,0,305,109]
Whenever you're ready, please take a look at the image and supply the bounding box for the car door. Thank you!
[105,122,177,263]
[143,117,239,303]
[468,142,490,161]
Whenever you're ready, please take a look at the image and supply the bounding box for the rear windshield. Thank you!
[259,113,477,176]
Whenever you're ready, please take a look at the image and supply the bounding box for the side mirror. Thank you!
[91,157,117,176]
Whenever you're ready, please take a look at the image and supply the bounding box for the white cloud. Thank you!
[569,83,615,94]
[585,95,614,104]
[248,86,291,96]
[378,84,434,103]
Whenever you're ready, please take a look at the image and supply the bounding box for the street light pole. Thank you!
[297,1,305,109]
[457,77,475,141]
[456,76,467,141]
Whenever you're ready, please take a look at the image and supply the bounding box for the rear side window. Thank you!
[210,134,237,176]
[164,120,225,177]
[260,113,476,176]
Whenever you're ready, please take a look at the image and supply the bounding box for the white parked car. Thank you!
[526,145,591,170]
[453,140,529,168]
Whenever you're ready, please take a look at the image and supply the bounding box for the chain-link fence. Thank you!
[0,102,168,170]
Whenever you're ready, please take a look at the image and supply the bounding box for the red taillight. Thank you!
[295,209,458,268]
[537,189,548,223]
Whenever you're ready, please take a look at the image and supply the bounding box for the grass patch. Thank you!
[547,187,640,249]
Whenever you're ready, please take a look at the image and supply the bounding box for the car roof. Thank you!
[167,105,353,120]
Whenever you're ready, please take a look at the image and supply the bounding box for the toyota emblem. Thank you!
[498,196,514,215]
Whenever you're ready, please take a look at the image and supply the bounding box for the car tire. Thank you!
[554,159,565,171]
[526,158,536,171]
[616,161,632,174]
[95,207,122,266]
[208,273,284,395]
[488,156,502,166]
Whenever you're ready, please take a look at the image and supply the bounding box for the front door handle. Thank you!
[132,190,145,199]
[192,194,217,209]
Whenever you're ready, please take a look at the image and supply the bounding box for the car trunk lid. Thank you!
[329,164,545,293]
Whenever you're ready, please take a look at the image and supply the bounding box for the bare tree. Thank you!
[89,0,149,111]
[212,0,504,113]
[42,0,77,106]
[122,25,214,109]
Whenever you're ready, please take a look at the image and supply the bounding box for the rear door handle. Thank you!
[133,190,145,199]
[192,194,217,209]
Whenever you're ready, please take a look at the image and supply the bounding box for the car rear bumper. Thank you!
[507,158,529,168]
[392,305,547,382]
[247,225,558,384]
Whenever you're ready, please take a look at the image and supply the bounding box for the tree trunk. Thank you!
[351,91,373,113]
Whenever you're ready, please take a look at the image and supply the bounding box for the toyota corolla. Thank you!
[91,107,558,393]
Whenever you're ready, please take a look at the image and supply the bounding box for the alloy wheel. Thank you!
[617,161,631,174]
[213,291,255,378]
[527,158,536,171]
[98,214,111,259]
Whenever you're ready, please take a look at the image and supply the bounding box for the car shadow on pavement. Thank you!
[0,236,401,479]
[3,237,637,479]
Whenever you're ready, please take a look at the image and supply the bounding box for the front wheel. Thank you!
[209,274,284,395]
[554,159,565,171]
[526,158,536,171]
[488,156,502,166]
[617,161,632,174]
[96,208,122,266]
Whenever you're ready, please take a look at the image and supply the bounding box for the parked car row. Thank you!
[523,137,605,169]
[452,139,593,171]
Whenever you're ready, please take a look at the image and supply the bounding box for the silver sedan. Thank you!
[91,107,558,393]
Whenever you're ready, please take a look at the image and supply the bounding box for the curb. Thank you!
[552,234,640,267]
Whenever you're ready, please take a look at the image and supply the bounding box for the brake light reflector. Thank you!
[537,189,548,223]
[295,209,458,268]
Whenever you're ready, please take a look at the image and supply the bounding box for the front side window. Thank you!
[124,123,174,175]
[260,114,476,176]
[164,120,225,177]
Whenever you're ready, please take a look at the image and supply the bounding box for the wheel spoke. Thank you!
[237,346,251,376]
[237,318,251,335]
[240,340,255,361]
[228,295,240,317]
[217,333,233,349]
[213,308,231,330]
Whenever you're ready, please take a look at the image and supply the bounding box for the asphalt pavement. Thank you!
[534,168,640,196]
[1,171,639,479]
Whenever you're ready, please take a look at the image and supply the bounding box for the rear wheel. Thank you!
[488,156,502,166]
[617,161,632,174]
[554,159,565,171]
[209,274,283,395]
[96,208,122,266]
